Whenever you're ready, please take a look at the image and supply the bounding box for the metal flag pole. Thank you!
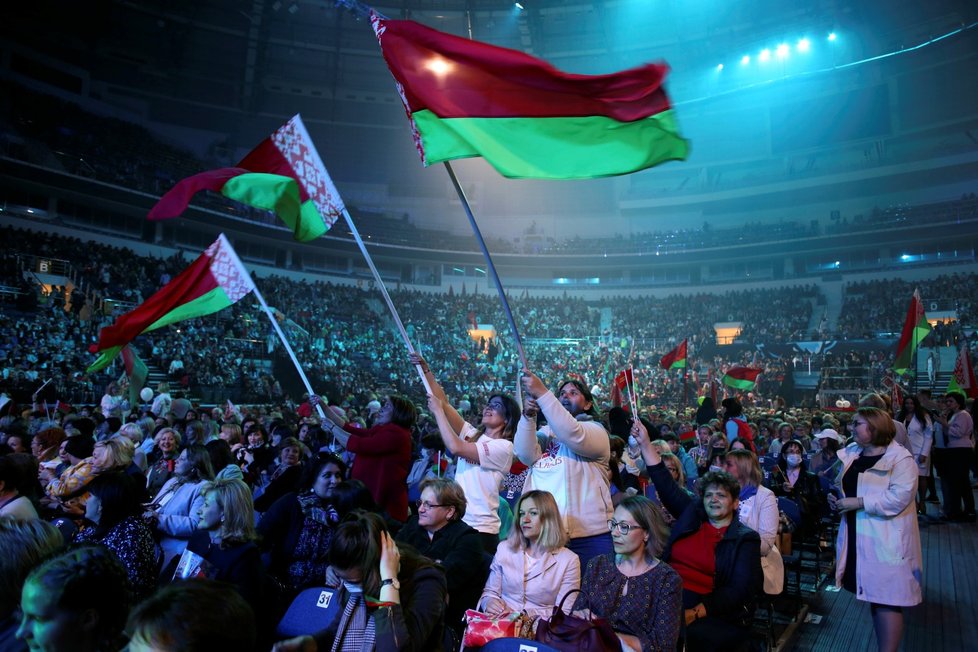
[443,162,529,369]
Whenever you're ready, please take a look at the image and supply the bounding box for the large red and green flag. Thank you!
[120,345,148,407]
[148,115,344,242]
[892,289,932,376]
[660,339,688,370]
[370,13,688,179]
[947,345,978,399]
[721,367,762,391]
[87,234,256,373]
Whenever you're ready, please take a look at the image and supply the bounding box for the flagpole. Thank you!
[250,284,327,421]
[443,162,529,369]
[339,208,432,394]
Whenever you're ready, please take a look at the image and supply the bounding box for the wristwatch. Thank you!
[381,577,401,590]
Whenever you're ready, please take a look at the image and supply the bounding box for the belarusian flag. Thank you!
[120,345,148,407]
[87,234,255,373]
[614,368,637,411]
[660,339,687,370]
[148,115,344,242]
[721,367,762,391]
[371,13,688,179]
[892,289,932,376]
[947,345,978,399]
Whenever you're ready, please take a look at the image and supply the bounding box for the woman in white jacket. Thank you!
[829,407,922,652]
[897,396,933,513]
[480,490,580,621]
[722,449,784,596]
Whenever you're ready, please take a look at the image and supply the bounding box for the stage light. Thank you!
[716,63,724,71]
[515,2,524,9]
[776,43,789,59]
[759,48,771,62]
[741,55,750,65]
[828,32,837,41]
[424,57,453,77]
[797,38,810,52]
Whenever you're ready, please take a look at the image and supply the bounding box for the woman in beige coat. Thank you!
[829,407,922,652]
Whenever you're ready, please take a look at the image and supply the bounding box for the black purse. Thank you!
[535,589,620,652]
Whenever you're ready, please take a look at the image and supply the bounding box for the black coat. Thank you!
[650,461,763,628]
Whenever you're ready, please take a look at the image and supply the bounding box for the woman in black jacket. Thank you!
[765,439,826,538]
[632,421,763,652]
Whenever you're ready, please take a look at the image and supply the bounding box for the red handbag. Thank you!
[461,609,533,648]
[535,589,620,652]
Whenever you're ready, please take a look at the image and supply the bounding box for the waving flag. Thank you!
[149,115,343,242]
[371,13,688,179]
[660,339,688,370]
[948,345,978,399]
[721,367,763,391]
[87,234,255,373]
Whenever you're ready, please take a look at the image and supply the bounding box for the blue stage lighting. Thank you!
[759,48,771,62]
[776,43,789,58]
[797,38,810,52]
[716,63,724,71]
[741,55,750,65]
[828,32,837,41]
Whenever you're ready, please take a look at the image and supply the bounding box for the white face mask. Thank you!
[342,581,363,594]
[786,454,802,468]
[709,464,723,474]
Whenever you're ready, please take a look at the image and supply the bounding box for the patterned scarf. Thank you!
[331,593,376,652]
[296,491,339,526]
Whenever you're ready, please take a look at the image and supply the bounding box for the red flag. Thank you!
[721,367,763,391]
[892,289,932,376]
[949,345,978,399]
[660,339,687,370]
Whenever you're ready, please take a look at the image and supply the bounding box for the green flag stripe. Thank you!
[723,377,756,390]
[144,286,234,333]
[222,173,328,243]
[670,360,687,369]
[412,109,689,179]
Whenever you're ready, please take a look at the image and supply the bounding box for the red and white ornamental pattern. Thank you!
[205,234,256,302]
[271,115,344,228]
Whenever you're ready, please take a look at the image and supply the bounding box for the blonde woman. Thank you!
[480,489,580,621]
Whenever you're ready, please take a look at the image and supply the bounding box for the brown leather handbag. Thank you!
[535,589,620,651]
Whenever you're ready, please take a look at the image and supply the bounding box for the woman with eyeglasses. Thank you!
[631,422,762,652]
[415,352,518,554]
[395,477,485,634]
[480,490,580,622]
[575,496,682,652]
[828,407,922,652]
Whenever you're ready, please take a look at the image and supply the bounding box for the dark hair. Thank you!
[721,397,743,418]
[329,511,387,596]
[618,495,669,560]
[0,519,63,614]
[204,439,234,474]
[331,480,379,515]
[945,391,967,411]
[481,394,521,439]
[606,407,632,438]
[180,445,215,481]
[184,421,207,447]
[245,423,268,444]
[87,472,141,538]
[25,546,130,649]
[699,470,741,500]
[64,435,95,460]
[557,379,598,417]
[897,396,930,426]
[301,453,348,490]
[387,395,418,430]
[127,579,255,652]
[0,456,24,494]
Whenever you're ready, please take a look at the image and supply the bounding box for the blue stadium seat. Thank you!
[276,586,342,639]
[479,638,562,652]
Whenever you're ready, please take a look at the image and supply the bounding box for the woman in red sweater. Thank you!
[322,396,416,523]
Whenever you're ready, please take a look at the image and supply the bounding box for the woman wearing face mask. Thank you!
[322,396,415,523]
[576,496,682,652]
[273,511,447,652]
[415,352,519,554]
[828,407,922,652]
[480,490,580,624]
[257,454,348,593]
[144,445,214,568]
[766,439,825,539]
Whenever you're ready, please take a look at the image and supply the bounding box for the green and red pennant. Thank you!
[120,345,148,407]
[721,367,762,391]
[86,234,256,373]
[892,289,932,376]
[371,12,689,179]
[148,115,344,242]
[660,339,688,370]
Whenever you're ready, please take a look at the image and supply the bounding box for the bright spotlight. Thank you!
[828,32,837,41]
[514,1,524,9]
[741,55,750,65]
[716,63,724,71]
[759,48,771,62]
[776,43,789,59]
[424,57,453,77]
[797,38,810,52]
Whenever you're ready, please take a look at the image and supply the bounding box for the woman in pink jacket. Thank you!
[829,406,922,652]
